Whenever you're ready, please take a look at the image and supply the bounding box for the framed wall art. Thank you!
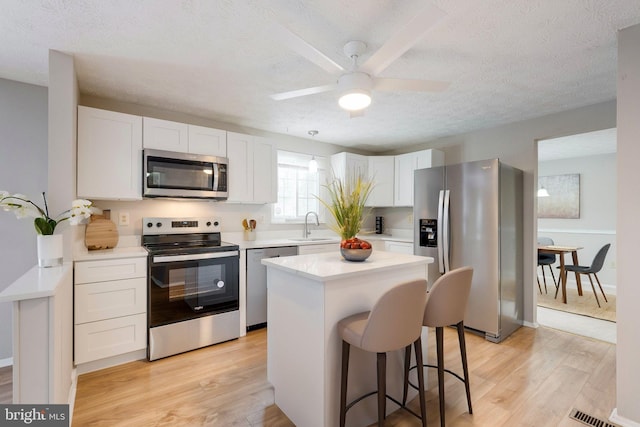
[537,173,580,219]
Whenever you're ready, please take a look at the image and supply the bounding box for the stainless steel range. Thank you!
[143,217,240,361]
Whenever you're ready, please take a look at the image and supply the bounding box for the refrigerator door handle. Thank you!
[443,189,451,272]
[437,190,445,273]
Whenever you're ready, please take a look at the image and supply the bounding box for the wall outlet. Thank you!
[407,213,413,224]
[119,212,130,226]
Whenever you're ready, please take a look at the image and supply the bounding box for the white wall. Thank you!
[0,78,48,361]
[48,51,79,260]
[538,153,617,292]
[47,50,77,403]
[615,23,640,426]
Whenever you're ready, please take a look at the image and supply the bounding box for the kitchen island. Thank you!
[262,250,433,427]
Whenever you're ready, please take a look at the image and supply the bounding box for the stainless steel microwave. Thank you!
[143,149,228,199]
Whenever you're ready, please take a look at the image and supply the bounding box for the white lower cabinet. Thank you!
[384,240,414,254]
[75,313,147,365]
[74,256,147,365]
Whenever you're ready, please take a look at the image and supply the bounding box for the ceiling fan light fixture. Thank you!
[338,89,371,111]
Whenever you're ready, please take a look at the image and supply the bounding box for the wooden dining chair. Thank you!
[537,237,559,294]
[558,244,610,307]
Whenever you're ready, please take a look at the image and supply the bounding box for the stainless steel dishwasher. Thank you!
[246,246,298,330]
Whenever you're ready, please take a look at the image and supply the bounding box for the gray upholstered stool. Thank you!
[338,279,428,427]
[403,266,474,427]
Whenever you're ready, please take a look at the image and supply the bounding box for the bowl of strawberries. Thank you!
[340,237,372,262]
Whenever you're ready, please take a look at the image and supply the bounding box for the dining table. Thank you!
[538,245,584,303]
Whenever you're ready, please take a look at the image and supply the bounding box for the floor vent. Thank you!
[569,409,620,427]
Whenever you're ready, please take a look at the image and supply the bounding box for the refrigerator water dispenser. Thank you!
[419,219,437,247]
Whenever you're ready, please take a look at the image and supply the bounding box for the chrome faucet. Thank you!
[304,211,319,238]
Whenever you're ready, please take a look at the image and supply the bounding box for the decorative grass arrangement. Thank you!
[318,173,373,240]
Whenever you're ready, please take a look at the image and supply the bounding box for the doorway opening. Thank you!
[536,128,617,343]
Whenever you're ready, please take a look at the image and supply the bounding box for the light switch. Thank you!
[119,212,130,226]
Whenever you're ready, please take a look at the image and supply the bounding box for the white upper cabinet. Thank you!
[142,117,188,152]
[330,152,368,182]
[226,132,276,203]
[187,124,227,157]
[77,106,143,200]
[143,118,227,157]
[226,132,252,202]
[394,149,444,206]
[366,156,395,207]
[252,137,277,203]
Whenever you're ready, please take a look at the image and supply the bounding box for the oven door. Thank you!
[148,250,239,327]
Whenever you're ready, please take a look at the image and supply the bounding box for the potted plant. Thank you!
[0,191,99,266]
[318,173,374,261]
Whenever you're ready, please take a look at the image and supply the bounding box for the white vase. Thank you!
[37,234,63,268]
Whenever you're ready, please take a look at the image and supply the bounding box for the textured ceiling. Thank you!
[1,1,639,153]
[538,127,617,162]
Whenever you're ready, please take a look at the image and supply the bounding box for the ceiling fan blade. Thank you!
[374,77,450,92]
[270,83,337,101]
[360,3,446,76]
[272,22,345,74]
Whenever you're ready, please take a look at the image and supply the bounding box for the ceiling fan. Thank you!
[269,2,450,116]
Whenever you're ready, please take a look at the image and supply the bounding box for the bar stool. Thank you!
[338,279,429,427]
[403,266,474,427]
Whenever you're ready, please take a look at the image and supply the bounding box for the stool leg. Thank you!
[340,341,350,427]
[457,321,473,414]
[402,344,411,405]
[436,326,445,427]
[414,337,427,427]
[377,352,387,425]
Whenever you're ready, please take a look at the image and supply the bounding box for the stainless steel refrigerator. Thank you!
[413,158,523,342]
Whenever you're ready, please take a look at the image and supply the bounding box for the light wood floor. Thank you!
[0,366,11,404]
[71,326,616,426]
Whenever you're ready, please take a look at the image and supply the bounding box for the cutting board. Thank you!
[85,211,119,250]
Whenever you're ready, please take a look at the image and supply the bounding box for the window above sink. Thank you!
[272,150,328,224]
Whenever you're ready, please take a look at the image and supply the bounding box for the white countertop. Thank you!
[262,250,433,281]
[0,263,73,302]
[74,245,148,261]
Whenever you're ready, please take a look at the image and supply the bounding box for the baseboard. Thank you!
[610,408,640,427]
[0,357,12,368]
[522,320,539,328]
[75,349,146,375]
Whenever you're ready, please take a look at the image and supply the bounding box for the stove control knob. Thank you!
[213,221,219,227]
[146,222,153,228]
[206,221,212,227]
[156,222,162,228]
